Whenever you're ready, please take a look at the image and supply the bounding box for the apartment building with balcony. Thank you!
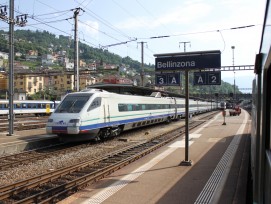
[14,74,44,94]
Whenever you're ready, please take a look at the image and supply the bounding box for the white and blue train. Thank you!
[46,89,217,142]
[0,99,60,116]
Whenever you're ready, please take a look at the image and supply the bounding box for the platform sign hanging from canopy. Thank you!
[154,50,221,71]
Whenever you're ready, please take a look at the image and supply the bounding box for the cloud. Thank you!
[116,2,212,30]
[79,20,99,37]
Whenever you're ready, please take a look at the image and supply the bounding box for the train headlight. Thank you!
[69,119,80,123]
[69,119,80,126]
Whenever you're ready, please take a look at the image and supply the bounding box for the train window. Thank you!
[15,103,21,108]
[141,104,146,110]
[118,104,127,112]
[27,104,32,108]
[55,95,91,113]
[127,104,133,111]
[22,104,27,108]
[87,97,101,111]
[135,104,141,111]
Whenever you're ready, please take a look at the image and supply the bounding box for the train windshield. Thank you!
[55,94,92,113]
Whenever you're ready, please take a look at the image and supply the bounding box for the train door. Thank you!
[46,104,50,114]
[102,97,110,124]
[173,98,177,119]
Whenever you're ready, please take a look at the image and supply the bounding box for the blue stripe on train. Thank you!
[79,112,186,131]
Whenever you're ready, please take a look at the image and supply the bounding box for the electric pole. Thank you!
[5,0,27,136]
[7,0,14,136]
[231,46,236,102]
[73,8,84,92]
[179,41,191,94]
[179,41,192,166]
[179,41,190,52]
[138,42,147,87]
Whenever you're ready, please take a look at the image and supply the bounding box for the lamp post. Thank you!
[231,46,235,102]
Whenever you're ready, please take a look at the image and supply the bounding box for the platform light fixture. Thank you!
[231,46,236,101]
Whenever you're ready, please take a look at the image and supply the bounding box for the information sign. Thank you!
[193,71,221,85]
[155,73,180,86]
[155,51,221,71]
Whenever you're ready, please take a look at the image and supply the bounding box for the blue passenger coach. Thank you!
[0,100,59,116]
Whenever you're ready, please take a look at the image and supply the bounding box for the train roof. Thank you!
[86,83,213,101]
[87,83,185,97]
[0,99,57,103]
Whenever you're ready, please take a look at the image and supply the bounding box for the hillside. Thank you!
[0,29,154,72]
[0,29,241,96]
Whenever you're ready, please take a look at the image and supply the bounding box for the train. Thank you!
[46,88,218,142]
[220,101,226,110]
[0,99,60,116]
[250,0,271,203]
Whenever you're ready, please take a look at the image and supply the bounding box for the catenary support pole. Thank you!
[7,0,14,136]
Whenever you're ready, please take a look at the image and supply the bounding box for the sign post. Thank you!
[154,50,221,166]
[222,109,226,125]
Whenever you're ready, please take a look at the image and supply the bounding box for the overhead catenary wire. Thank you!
[14,2,133,49]
[0,1,262,66]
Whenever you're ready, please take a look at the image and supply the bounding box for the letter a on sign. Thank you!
[171,77,177,84]
[194,72,207,85]
[168,73,180,86]
[198,76,204,84]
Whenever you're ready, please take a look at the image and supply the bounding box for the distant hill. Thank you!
[0,29,243,96]
[0,29,154,72]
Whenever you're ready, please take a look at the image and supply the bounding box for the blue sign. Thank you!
[155,51,221,71]
[193,71,221,85]
[155,73,180,86]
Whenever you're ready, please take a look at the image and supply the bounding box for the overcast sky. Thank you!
[0,0,267,92]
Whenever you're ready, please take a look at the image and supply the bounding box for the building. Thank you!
[47,73,74,93]
[0,51,9,60]
[14,74,44,95]
[25,50,38,61]
[41,54,54,65]
[0,69,99,98]
[0,73,7,90]
[102,75,133,84]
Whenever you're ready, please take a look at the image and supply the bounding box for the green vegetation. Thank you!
[0,29,148,72]
[0,29,241,99]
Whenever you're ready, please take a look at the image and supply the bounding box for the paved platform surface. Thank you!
[0,128,59,155]
[57,110,251,204]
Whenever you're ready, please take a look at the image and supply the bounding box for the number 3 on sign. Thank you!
[158,77,164,84]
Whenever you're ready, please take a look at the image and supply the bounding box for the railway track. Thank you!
[0,143,85,171]
[0,116,48,132]
[0,112,217,203]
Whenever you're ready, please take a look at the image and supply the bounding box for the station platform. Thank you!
[0,128,59,155]
[58,110,251,204]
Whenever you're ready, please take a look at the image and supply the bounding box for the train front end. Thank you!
[46,91,96,141]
